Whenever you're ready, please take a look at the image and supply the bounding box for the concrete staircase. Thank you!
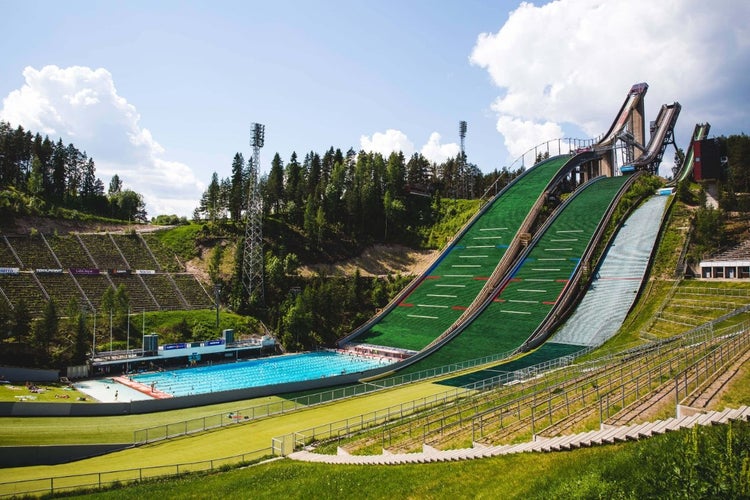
[288,406,750,465]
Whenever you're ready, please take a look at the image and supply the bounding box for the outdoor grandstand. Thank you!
[0,232,213,315]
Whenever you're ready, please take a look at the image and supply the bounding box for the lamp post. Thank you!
[91,307,96,357]
[126,306,130,374]
[109,309,113,361]
[141,309,146,355]
[214,283,222,328]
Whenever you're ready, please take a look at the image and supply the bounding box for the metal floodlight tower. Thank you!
[459,120,468,198]
[242,122,265,305]
[459,120,467,157]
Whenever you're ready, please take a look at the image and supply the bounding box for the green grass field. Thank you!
[0,379,457,485]
[43,419,750,499]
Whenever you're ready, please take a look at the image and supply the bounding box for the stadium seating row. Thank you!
[0,233,212,315]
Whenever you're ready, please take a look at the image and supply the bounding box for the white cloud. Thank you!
[0,65,204,217]
[360,129,461,164]
[494,116,564,160]
[420,132,460,164]
[471,0,750,165]
[360,129,415,157]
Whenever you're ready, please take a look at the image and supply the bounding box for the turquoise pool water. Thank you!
[130,351,391,397]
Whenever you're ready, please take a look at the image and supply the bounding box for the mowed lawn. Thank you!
[1,380,463,485]
[0,394,288,445]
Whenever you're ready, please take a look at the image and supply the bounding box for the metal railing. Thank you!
[0,447,271,498]
[273,313,750,456]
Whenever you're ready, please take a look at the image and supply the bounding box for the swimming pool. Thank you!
[129,351,392,397]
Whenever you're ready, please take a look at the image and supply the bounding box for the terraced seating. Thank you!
[416,176,628,370]
[140,233,185,272]
[73,274,113,310]
[0,273,47,314]
[354,156,573,351]
[36,273,89,309]
[77,234,127,270]
[110,234,159,270]
[0,237,21,267]
[140,274,187,309]
[109,274,158,310]
[45,234,95,269]
[289,406,750,465]
[5,235,58,269]
[0,232,211,315]
[172,274,213,309]
[645,283,750,337]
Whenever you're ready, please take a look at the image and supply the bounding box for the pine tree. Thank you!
[229,153,245,222]
[285,152,304,226]
[266,152,285,215]
[51,139,67,202]
[33,299,58,356]
[108,173,122,195]
[13,298,31,344]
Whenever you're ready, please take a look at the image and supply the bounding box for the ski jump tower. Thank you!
[242,122,265,305]
[593,82,648,178]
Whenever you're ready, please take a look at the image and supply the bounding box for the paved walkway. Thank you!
[288,406,750,465]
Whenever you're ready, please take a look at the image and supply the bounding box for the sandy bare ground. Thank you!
[1,215,165,235]
[300,244,438,278]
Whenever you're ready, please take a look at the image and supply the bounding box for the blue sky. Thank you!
[1,0,748,217]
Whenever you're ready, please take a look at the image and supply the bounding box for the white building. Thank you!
[699,240,750,279]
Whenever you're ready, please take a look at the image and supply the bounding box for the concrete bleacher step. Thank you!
[602,425,633,444]
[649,418,677,435]
[616,424,648,442]
[474,444,509,457]
[539,434,574,451]
[548,433,586,451]
[629,421,665,440]
[685,412,712,427]
[575,430,604,448]
[288,407,750,465]
[708,407,736,425]
[717,407,746,424]
[593,425,629,444]
[632,420,663,438]
[694,412,717,426]
[502,441,538,453]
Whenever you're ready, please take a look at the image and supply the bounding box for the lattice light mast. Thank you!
[242,123,265,305]
[459,120,468,198]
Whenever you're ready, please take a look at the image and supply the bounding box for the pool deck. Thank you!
[74,379,154,402]
[113,376,173,399]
